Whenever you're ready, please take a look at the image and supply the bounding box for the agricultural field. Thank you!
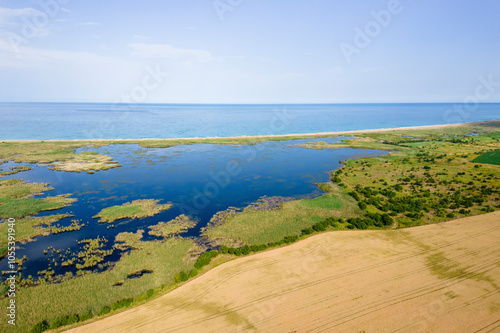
[66,211,500,333]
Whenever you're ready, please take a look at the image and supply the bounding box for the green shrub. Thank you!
[301,228,313,235]
[29,320,49,333]
[67,315,79,325]
[50,316,69,329]
[312,221,327,232]
[241,245,250,255]
[99,306,111,315]
[112,298,133,310]
[146,289,155,298]
[80,309,93,322]
[283,235,298,243]
[174,271,189,282]
[194,250,219,269]
[189,268,198,277]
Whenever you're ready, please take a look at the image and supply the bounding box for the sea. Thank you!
[0,103,498,140]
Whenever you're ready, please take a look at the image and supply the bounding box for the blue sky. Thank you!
[0,0,499,103]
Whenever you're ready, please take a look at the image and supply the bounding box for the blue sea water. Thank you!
[0,103,498,140]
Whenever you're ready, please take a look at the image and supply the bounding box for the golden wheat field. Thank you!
[65,211,500,333]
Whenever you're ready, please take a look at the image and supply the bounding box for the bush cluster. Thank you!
[112,298,133,310]
[194,250,219,269]
[31,310,94,332]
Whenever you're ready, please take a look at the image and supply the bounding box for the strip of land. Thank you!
[1,122,468,142]
[66,211,500,333]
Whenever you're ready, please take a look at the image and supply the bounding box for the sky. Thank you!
[0,0,499,104]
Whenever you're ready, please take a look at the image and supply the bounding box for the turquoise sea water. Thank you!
[0,103,498,140]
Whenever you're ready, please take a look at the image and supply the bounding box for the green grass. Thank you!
[300,194,343,209]
[93,199,172,223]
[0,237,195,332]
[0,179,76,220]
[0,197,75,219]
[0,180,52,200]
[473,150,500,165]
[205,184,362,246]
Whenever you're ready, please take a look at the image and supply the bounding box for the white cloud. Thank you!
[0,7,42,25]
[0,39,131,69]
[60,7,71,13]
[128,43,214,63]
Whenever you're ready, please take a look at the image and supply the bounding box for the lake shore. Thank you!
[1,121,478,143]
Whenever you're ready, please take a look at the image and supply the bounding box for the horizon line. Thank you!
[2,102,500,105]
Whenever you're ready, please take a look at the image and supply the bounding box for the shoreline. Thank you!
[0,121,485,143]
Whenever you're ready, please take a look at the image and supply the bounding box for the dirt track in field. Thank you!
[67,212,500,333]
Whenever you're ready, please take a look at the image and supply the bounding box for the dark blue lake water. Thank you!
[0,137,393,281]
[0,103,498,140]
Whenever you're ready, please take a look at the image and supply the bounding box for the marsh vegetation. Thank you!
[93,199,172,223]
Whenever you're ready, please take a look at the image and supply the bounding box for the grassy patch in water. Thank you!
[0,214,73,257]
[93,199,172,223]
[0,141,120,173]
[0,180,76,219]
[0,165,32,176]
[0,196,75,219]
[148,214,197,239]
[48,151,121,173]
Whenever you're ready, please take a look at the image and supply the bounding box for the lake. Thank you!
[0,137,393,281]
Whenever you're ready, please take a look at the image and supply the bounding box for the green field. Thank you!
[473,150,500,165]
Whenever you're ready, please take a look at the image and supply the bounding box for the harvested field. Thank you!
[67,211,500,333]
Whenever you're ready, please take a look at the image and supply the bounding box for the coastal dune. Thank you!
[67,211,500,333]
